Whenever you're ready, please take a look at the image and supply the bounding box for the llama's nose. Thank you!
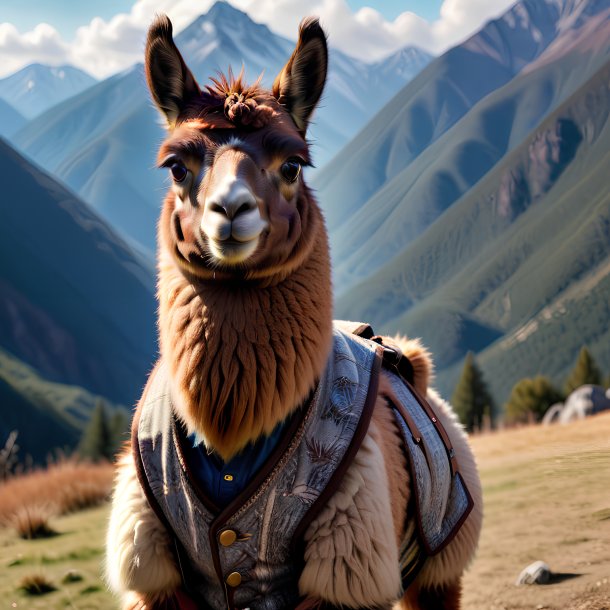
[206,180,257,221]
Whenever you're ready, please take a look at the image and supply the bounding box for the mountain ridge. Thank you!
[0,137,156,406]
[10,2,431,251]
[0,63,96,119]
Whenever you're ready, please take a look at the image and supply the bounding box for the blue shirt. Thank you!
[186,420,289,509]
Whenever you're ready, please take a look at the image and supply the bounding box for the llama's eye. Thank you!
[280,159,302,183]
[170,163,188,183]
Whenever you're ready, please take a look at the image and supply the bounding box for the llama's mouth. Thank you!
[207,236,259,265]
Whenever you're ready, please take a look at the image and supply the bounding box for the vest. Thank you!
[132,323,473,610]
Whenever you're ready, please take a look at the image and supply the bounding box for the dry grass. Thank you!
[0,459,114,529]
[1,504,114,609]
[12,504,58,539]
[464,411,610,610]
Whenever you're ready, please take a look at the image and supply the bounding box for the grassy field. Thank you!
[1,413,609,609]
[0,505,113,609]
[464,411,610,610]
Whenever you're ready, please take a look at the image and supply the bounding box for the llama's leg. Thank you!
[399,579,462,610]
[106,449,183,609]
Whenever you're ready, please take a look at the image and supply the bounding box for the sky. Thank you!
[0,0,517,78]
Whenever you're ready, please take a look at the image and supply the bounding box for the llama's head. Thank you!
[146,16,328,282]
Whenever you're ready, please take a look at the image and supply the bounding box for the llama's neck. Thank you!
[157,231,333,461]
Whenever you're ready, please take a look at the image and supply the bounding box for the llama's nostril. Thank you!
[209,202,228,217]
[208,199,255,220]
[235,202,253,217]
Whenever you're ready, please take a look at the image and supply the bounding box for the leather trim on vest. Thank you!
[407,381,461,478]
[289,344,383,563]
[383,383,474,557]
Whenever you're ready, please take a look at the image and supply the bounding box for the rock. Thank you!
[559,385,610,423]
[542,402,564,425]
[516,560,551,585]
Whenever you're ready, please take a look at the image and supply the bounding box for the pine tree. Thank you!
[564,346,602,395]
[451,352,495,432]
[78,399,113,462]
[109,410,130,456]
[505,376,563,424]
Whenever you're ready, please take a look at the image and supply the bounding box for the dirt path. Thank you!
[463,412,610,610]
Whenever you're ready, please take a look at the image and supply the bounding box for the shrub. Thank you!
[505,376,563,424]
[564,346,602,395]
[0,458,114,527]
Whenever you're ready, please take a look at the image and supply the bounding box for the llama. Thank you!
[105,15,482,610]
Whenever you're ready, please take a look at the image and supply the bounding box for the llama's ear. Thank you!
[272,18,328,133]
[145,15,201,128]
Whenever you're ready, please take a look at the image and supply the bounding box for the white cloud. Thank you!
[0,0,518,78]
[0,22,70,75]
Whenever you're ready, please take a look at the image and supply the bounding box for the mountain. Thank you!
[0,98,26,138]
[0,63,96,119]
[329,4,610,295]
[12,1,431,251]
[335,37,610,403]
[313,0,609,238]
[0,137,157,408]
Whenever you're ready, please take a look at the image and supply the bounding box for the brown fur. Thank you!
[157,224,332,460]
[387,335,434,396]
[400,580,462,610]
[147,15,333,460]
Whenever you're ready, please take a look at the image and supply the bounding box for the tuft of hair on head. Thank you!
[145,14,201,128]
[272,17,328,133]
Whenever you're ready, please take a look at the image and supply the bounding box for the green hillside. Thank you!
[313,0,599,235]
[0,138,156,406]
[329,42,609,295]
[0,348,128,463]
[336,59,610,403]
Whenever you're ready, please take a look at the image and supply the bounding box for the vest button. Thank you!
[226,571,242,587]
[219,529,237,546]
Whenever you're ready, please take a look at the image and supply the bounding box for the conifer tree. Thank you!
[564,346,602,395]
[78,399,113,462]
[451,352,495,432]
[109,410,130,456]
[505,376,563,423]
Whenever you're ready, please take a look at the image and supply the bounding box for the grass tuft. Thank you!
[592,508,610,521]
[18,572,57,595]
[12,505,58,539]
